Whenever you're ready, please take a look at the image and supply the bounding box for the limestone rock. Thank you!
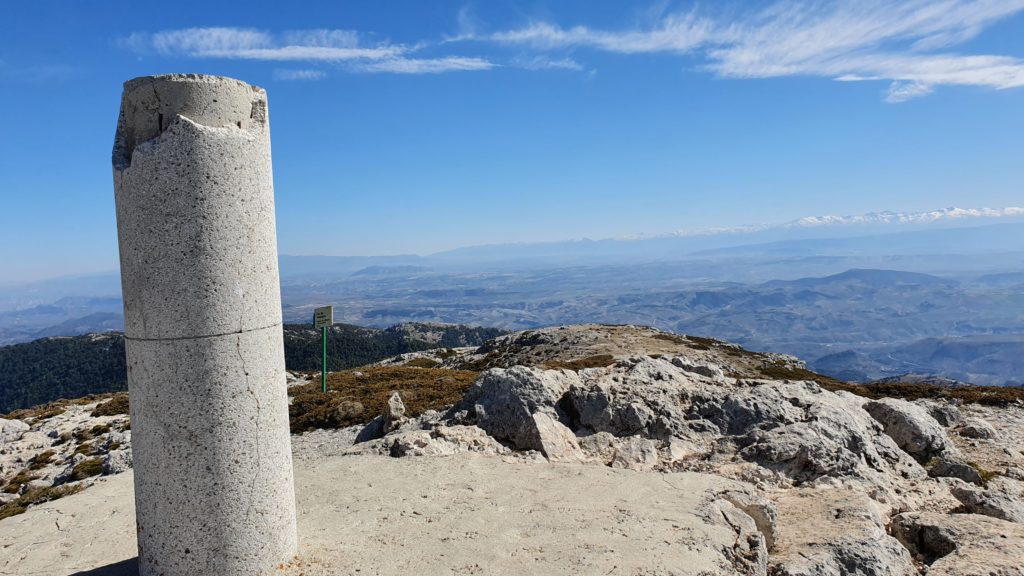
[670,357,726,380]
[734,386,923,486]
[609,436,662,471]
[348,425,510,458]
[771,488,917,576]
[916,399,965,428]
[461,366,580,451]
[722,490,778,551]
[0,418,29,443]
[864,398,956,463]
[950,484,1024,523]
[383,391,407,434]
[956,417,998,439]
[102,449,134,475]
[891,511,1024,575]
[929,456,984,485]
[531,412,580,461]
[705,498,769,575]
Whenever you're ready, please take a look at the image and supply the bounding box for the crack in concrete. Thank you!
[125,321,281,342]
[236,334,262,525]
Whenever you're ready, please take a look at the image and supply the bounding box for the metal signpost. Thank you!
[313,305,333,392]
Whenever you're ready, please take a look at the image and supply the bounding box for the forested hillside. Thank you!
[0,323,505,413]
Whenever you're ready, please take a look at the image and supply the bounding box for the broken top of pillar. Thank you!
[113,74,268,171]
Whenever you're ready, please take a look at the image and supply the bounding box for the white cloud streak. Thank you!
[149,27,402,61]
[513,55,584,71]
[354,56,495,74]
[476,0,1024,101]
[125,26,496,75]
[273,69,327,81]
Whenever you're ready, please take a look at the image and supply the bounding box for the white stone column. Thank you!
[112,74,297,575]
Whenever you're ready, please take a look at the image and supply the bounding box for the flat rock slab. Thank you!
[0,454,754,576]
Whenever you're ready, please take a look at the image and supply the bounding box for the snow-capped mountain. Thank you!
[786,207,1024,228]
[657,207,1024,239]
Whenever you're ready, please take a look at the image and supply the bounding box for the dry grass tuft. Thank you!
[289,366,480,433]
[0,484,84,521]
[91,393,129,417]
[544,354,617,371]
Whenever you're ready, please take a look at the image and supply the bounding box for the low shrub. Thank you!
[289,366,479,433]
[70,458,103,481]
[0,484,83,521]
[28,450,55,470]
[544,354,617,371]
[91,393,129,417]
[405,357,441,369]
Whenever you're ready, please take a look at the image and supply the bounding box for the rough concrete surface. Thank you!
[1,454,765,576]
[112,74,296,575]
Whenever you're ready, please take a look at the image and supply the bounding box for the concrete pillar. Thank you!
[112,74,297,575]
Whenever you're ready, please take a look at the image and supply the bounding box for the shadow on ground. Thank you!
[70,558,138,576]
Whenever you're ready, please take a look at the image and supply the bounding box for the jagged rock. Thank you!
[864,398,956,463]
[348,425,510,458]
[0,418,29,443]
[102,449,133,475]
[891,511,1024,575]
[531,412,580,461]
[956,417,997,439]
[734,386,922,485]
[706,498,769,575]
[670,357,726,380]
[950,484,1024,523]
[916,399,965,428]
[383,391,407,434]
[354,416,386,443]
[566,357,698,440]
[771,489,917,576]
[722,490,778,551]
[609,435,661,471]
[104,430,131,449]
[929,456,984,485]
[461,366,580,451]
[575,432,682,470]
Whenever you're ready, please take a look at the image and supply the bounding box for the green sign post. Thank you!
[313,305,333,393]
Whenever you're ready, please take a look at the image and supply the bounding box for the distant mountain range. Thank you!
[0,207,1021,388]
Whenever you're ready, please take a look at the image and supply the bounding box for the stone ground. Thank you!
[1,453,757,576]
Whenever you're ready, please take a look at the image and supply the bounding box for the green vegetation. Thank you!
[2,470,36,494]
[544,354,617,371]
[28,450,55,471]
[0,334,127,414]
[70,458,103,481]
[969,462,1000,487]
[289,366,480,433]
[404,357,441,368]
[1,324,504,413]
[0,484,84,521]
[91,393,129,416]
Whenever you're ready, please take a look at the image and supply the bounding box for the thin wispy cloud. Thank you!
[354,56,495,74]
[490,13,714,54]
[512,55,584,71]
[122,26,495,75]
[273,69,327,81]
[472,0,1024,101]
[148,27,403,61]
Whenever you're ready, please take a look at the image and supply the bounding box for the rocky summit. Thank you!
[2,324,1023,575]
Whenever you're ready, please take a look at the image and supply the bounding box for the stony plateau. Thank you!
[2,324,1022,575]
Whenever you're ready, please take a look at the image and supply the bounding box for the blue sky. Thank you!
[1,0,1023,282]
